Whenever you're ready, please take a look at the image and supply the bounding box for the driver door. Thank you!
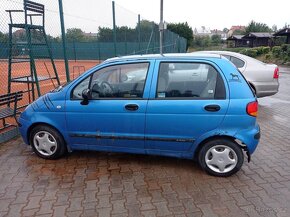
[65,61,153,153]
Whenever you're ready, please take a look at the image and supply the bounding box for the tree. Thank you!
[66,28,86,42]
[202,36,211,47]
[245,20,272,33]
[167,22,193,49]
[223,28,229,33]
[97,27,113,42]
[0,31,8,43]
[97,20,154,43]
[211,34,222,45]
[192,35,212,48]
[283,23,289,28]
[233,29,246,35]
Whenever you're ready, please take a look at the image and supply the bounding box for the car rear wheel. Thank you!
[30,125,67,159]
[198,139,244,177]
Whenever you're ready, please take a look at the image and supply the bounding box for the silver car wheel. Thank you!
[33,131,58,156]
[205,145,238,173]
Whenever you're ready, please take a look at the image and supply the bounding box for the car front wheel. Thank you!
[29,125,67,159]
[198,139,244,177]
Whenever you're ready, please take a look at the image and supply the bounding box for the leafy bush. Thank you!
[256,47,264,55]
[239,49,247,55]
[240,48,258,57]
[262,46,270,54]
[272,46,282,58]
[281,44,290,56]
[281,44,289,52]
[265,54,271,60]
[248,49,258,57]
[283,55,290,63]
[286,48,290,57]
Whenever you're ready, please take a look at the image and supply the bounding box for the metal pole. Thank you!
[138,14,141,52]
[58,0,70,82]
[159,0,163,54]
[73,39,76,62]
[125,28,127,55]
[112,1,117,56]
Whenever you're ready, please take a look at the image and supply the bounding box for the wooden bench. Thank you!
[0,91,23,130]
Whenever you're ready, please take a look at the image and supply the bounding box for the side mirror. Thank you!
[81,88,91,105]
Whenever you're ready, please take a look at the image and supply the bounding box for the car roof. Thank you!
[193,50,256,61]
[104,53,222,63]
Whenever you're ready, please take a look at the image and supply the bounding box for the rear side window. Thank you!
[156,62,226,99]
[230,56,245,68]
[221,55,245,69]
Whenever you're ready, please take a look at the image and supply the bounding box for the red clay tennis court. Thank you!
[0,59,100,129]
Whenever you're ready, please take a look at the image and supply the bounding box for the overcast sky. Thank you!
[114,0,289,30]
[0,0,289,35]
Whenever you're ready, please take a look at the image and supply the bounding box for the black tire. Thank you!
[29,125,67,159]
[198,139,244,177]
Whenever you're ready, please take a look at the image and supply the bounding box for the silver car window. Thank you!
[230,56,245,68]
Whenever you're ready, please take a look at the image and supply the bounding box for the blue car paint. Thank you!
[145,59,230,156]
[18,55,260,160]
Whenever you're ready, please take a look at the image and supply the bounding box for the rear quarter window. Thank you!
[230,56,245,68]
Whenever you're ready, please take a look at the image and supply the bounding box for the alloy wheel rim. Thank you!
[33,131,57,156]
[205,145,238,173]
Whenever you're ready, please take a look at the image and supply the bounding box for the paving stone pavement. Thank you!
[1,70,290,217]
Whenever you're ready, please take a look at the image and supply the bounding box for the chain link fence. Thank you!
[0,0,187,137]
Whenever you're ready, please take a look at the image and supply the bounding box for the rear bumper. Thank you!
[234,124,260,154]
[252,80,279,97]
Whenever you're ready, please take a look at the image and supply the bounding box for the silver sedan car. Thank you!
[194,51,279,97]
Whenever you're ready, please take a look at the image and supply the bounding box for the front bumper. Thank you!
[18,116,31,145]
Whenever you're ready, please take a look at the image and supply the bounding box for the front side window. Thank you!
[156,62,225,99]
[90,63,149,99]
[72,76,91,99]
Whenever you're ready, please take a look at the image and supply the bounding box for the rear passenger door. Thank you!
[145,60,229,154]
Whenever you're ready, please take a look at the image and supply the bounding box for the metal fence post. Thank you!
[112,1,117,56]
[73,40,77,62]
[159,0,164,55]
[58,0,70,82]
[98,42,101,62]
[138,14,141,52]
[125,28,128,55]
[151,22,155,53]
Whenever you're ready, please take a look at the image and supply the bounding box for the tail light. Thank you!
[247,101,258,117]
[273,67,279,79]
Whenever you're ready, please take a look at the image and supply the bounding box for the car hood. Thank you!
[27,89,67,113]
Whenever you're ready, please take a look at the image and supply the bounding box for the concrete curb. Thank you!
[0,127,20,144]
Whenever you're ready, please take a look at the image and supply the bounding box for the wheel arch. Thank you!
[193,135,242,161]
[27,122,71,152]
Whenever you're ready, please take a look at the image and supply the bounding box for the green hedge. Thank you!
[240,48,258,57]
[262,46,270,54]
[272,46,282,58]
[222,44,290,63]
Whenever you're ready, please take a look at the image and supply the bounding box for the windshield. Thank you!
[50,81,72,93]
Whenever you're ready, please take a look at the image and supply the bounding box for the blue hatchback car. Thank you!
[18,53,260,177]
